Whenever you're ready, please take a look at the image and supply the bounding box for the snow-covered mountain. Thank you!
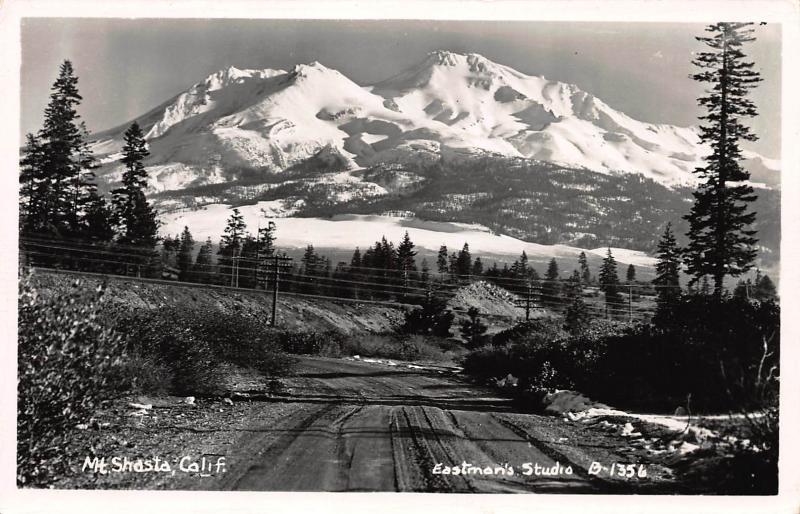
[90,51,779,195]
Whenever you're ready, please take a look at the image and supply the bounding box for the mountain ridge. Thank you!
[89,50,780,196]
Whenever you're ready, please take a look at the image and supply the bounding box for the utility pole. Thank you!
[266,255,293,327]
[514,283,539,321]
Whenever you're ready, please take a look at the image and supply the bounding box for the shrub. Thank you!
[279,330,346,355]
[17,273,126,486]
[321,332,453,362]
[459,307,489,349]
[114,307,295,395]
[563,296,591,334]
[463,295,780,413]
[402,295,454,337]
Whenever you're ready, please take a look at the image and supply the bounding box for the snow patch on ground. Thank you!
[588,247,657,267]
[159,212,655,269]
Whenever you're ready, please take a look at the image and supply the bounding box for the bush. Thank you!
[279,330,346,355]
[402,295,454,337]
[462,295,780,413]
[17,273,126,486]
[312,332,455,362]
[114,307,295,395]
[459,307,489,349]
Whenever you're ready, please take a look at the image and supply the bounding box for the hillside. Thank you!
[30,271,404,335]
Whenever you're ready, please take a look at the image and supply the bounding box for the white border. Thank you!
[0,1,798,513]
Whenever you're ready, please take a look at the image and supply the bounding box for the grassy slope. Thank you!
[29,271,406,335]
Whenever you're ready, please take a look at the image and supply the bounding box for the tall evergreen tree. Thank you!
[653,223,682,322]
[436,245,449,275]
[239,234,260,289]
[449,252,459,279]
[455,243,472,278]
[420,258,430,285]
[397,231,417,286]
[82,191,115,242]
[254,221,276,288]
[19,133,45,233]
[177,226,195,280]
[160,234,179,269]
[542,258,562,308]
[565,269,583,299]
[350,247,362,269]
[300,244,320,294]
[599,248,623,315]
[26,61,100,235]
[684,22,761,299]
[218,208,247,284]
[471,257,484,276]
[192,237,215,283]
[626,264,636,283]
[112,122,158,247]
[578,251,591,284]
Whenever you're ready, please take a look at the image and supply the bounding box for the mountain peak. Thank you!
[423,50,500,73]
[291,61,337,77]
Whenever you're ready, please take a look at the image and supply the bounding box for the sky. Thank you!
[20,18,782,158]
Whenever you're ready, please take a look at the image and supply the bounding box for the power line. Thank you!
[21,247,658,317]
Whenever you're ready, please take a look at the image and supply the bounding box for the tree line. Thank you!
[20,60,158,272]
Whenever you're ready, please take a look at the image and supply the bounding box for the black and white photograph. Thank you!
[1,0,798,511]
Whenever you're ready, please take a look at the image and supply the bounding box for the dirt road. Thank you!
[203,357,677,493]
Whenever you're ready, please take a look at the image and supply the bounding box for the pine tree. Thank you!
[754,273,777,301]
[350,247,362,269]
[684,22,761,299]
[177,226,195,281]
[449,252,458,279]
[218,208,247,284]
[455,243,472,278]
[255,221,276,288]
[626,264,636,283]
[402,294,454,337]
[300,244,320,294]
[472,257,484,276]
[653,223,682,322]
[239,234,260,289]
[257,222,276,257]
[112,122,158,247]
[437,245,449,276]
[19,133,45,233]
[542,258,562,309]
[160,234,177,268]
[599,248,623,316]
[578,251,591,284]
[397,231,417,287]
[564,295,590,334]
[82,191,115,242]
[347,247,363,299]
[459,307,489,349]
[27,61,101,235]
[565,270,583,299]
[420,258,430,285]
[192,237,215,283]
